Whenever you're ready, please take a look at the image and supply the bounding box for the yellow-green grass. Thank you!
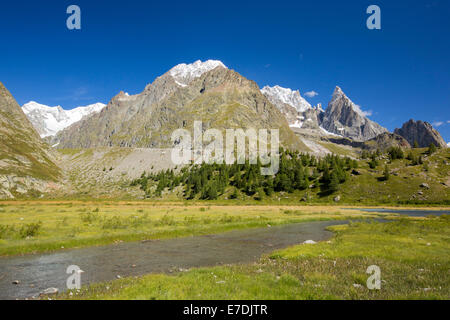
[0,202,403,256]
[57,215,450,300]
[317,141,357,157]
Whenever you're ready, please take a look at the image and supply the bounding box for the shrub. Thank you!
[0,224,16,239]
[130,214,149,228]
[101,216,128,229]
[80,211,99,224]
[255,188,265,201]
[428,143,437,155]
[229,188,239,199]
[157,214,176,226]
[19,222,42,238]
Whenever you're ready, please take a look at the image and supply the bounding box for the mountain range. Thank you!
[0,59,449,199]
[22,101,106,138]
[15,59,445,154]
[15,60,447,152]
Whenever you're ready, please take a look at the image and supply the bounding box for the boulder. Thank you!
[40,288,59,296]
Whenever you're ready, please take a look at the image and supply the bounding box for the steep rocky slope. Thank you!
[0,82,60,198]
[394,119,447,148]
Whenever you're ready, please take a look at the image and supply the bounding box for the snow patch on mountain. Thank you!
[319,126,342,137]
[261,85,312,113]
[290,120,303,129]
[169,60,227,86]
[22,101,106,138]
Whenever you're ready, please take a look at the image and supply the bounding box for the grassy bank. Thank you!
[58,215,450,300]
[0,202,393,256]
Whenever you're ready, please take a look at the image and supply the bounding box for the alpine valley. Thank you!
[0,60,448,203]
[1,0,449,302]
[1,60,449,303]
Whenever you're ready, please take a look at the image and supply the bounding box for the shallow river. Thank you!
[0,220,347,300]
[346,208,450,217]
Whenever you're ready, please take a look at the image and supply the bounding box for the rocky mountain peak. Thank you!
[394,119,447,148]
[331,86,345,100]
[321,86,387,141]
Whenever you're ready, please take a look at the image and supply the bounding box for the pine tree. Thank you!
[383,164,390,181]
[328,172,340,193]
[206,183,218,200]
[428,143,437,155]
[322,165,330,184]
[369,158,378,169]
[264,178,274,196]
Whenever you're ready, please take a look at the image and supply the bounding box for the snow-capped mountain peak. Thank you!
[169,60,227,87]
[23,101,64,113]
[22,101,106,138]
[261,85,312,112]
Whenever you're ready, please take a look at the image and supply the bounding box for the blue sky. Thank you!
[1,0,449,142]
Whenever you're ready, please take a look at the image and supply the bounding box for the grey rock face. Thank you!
[300,107,324,130]
[320,87,387,141]
[394,119,447,148]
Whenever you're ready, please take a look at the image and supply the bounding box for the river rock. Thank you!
[40,288,58,296]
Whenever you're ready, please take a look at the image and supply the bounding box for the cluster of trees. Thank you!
[131,149,356,200]
[362,144,437,169]
[387,147,405,160]
[406,151,423,166]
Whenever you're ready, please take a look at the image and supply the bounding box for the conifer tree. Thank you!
[383,164,390,181]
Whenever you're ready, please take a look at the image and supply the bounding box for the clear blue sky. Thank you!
[1,0,449,142]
